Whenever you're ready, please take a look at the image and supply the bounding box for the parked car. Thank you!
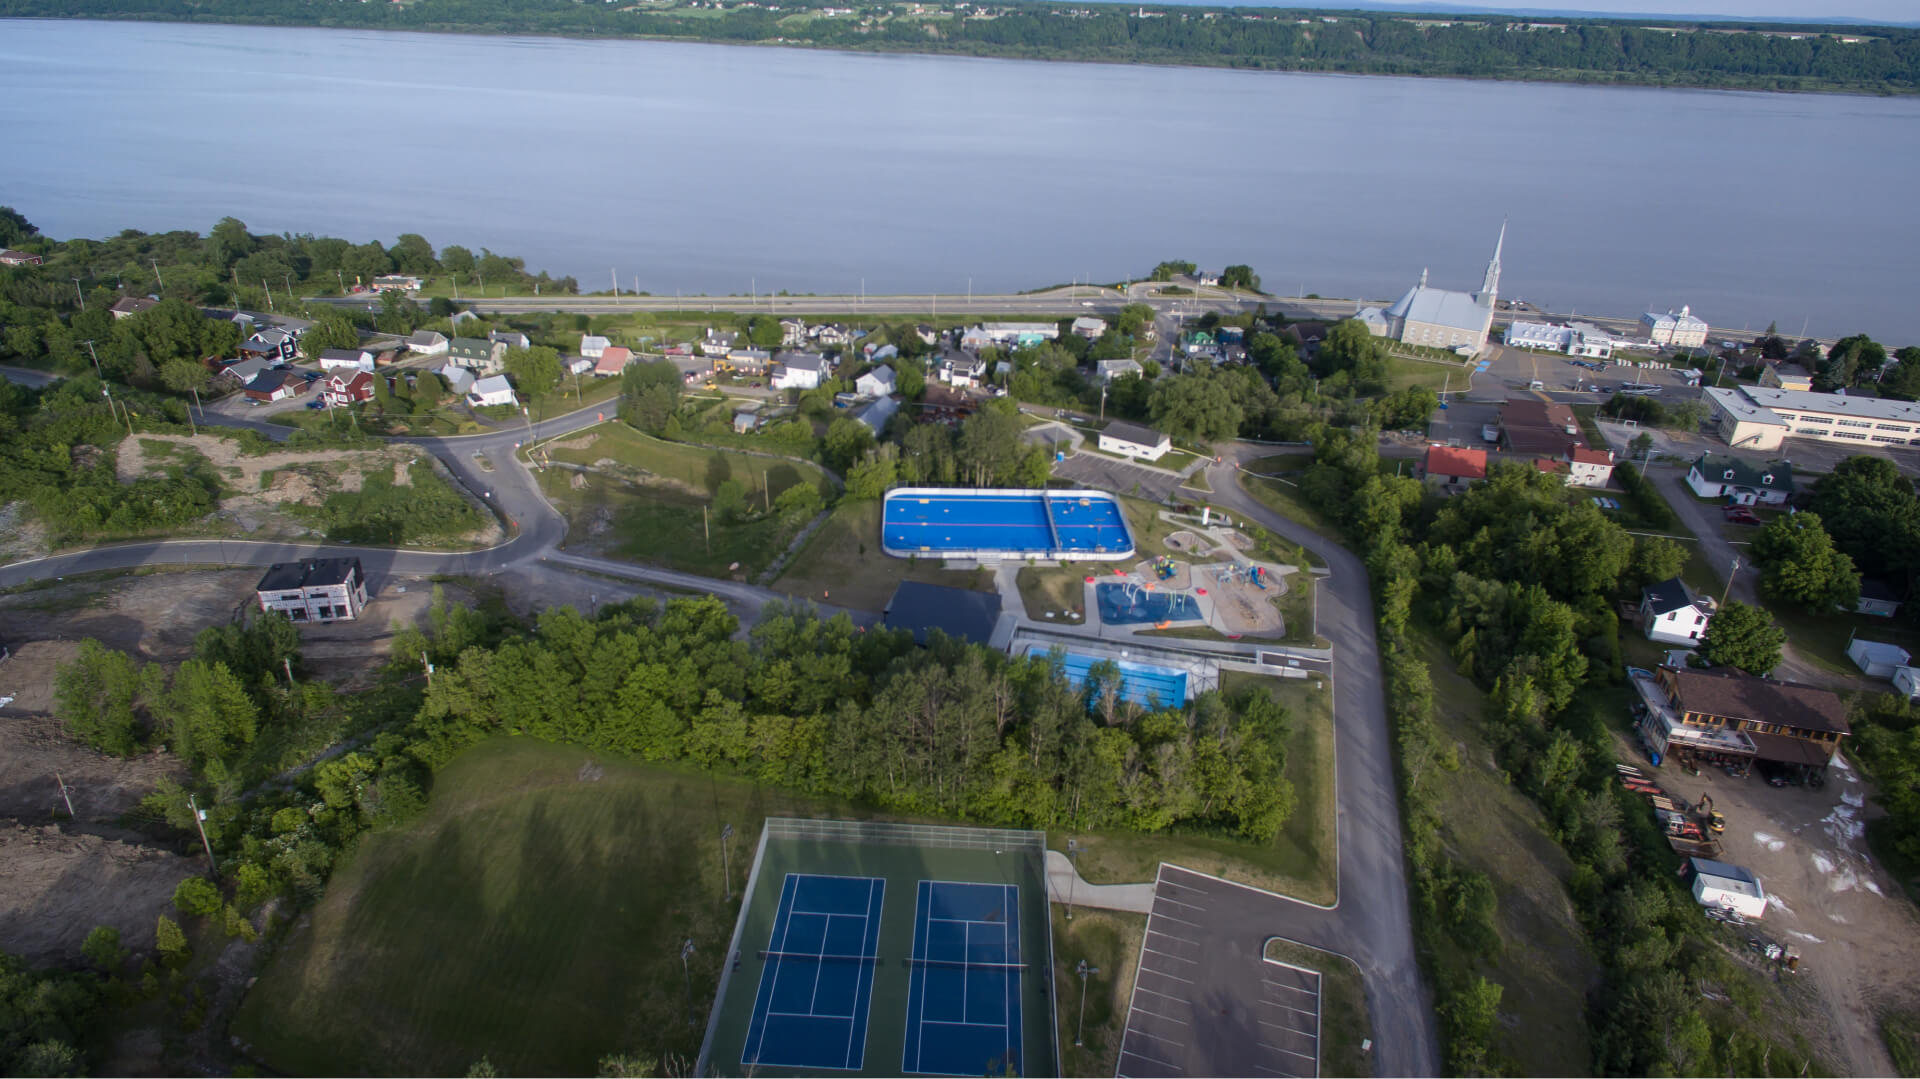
[306,400,326,410]
[1725,508,1762,526]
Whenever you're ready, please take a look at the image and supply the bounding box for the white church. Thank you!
[1357,224,1505,356]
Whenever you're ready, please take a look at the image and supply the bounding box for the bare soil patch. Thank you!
[0,822,196,963]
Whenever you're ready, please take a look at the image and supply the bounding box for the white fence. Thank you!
[764,816,1046,854]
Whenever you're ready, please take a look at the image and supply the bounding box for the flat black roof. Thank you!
[257,557,363,592]
[883,580,1002,646]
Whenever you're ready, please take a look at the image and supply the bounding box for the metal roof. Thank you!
[884,581,1002,646]
[1384,284,1491,334]
[1099,421,1168,448]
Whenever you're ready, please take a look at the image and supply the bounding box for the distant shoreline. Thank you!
[3,6,1915,98]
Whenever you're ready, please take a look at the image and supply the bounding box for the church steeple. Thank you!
[1476,219,1505,306]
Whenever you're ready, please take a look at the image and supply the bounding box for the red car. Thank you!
[1724,508,1762,526]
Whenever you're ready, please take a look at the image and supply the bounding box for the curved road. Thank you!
[1198,445,1440,1079]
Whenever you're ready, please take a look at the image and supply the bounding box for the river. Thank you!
[1,18,1916,340]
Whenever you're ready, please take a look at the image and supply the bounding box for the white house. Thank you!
[1688,858,1768,920]
[406,330,449,356]
[565,356,594,376]
[1685,454,1794,505]
[855,366,897,398]
[1564,446,1615,488]
[467,374,518,408]
[772,352,827,390]
[1072,316,1108,338]
[779,319,808,347]
[1098,421,1171,462]
[1893,666,1920,701]
[580,335,611,360]
[437,364,476,399]
[700,330,739,356]
[489,329,530,350]
[1847,639,1910,680]
[1095,358,1143,382]
[1640,577,1714,645]
[318,348,376,374]
[941,355,986,389]
[1643,305,1710,348]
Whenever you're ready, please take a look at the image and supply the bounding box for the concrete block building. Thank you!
[256,558,367,624]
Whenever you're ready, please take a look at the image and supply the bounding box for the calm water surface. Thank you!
[1,19,1916,339]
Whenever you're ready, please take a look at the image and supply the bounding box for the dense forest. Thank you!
[3,0,1916,93]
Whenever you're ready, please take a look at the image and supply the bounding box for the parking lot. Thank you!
[1116,865,1326,1078]
[1055,451,1188,503]
[1424,400,1501,448]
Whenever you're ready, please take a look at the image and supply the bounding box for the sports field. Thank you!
[702,820,1058,1078]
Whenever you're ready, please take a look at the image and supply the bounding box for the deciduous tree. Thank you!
[1751,511,1860,612]
[1697,601,1785,674]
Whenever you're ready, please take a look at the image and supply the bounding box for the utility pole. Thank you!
[282,656,295,688]
[186,794,219,877]
[72,278,84,308]
[152,258,164,291]
[1719,556,1741,609]
[721,823,735,903]
[1074,960,1100,1047]
[54,773,75,818]
[81,339,100,378]
[1065,839,1080,920]
[681,939,697,1024]
[611,267,618,296]
[422,652,434,684]
[703,504,710,555]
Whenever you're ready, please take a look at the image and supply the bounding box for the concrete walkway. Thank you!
[1044,849,1155,914]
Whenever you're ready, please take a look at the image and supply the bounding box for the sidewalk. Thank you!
[1044,849,1155,914]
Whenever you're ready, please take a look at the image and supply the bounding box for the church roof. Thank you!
[1385,285,1491,335]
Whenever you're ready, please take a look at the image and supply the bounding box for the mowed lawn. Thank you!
[1057,672,1338,906]
[773,499,993,610]
[233,739,866,1077]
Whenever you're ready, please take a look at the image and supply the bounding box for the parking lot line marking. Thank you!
[1156,895,1208,913]
[1142,945,1200,966]
[1251,1064,1302,1077]
[1131,1003,1193,1026]
[1133,985,1191,1006]
[1125,1027,1187,1051]
[1148,928,1200,947]
[1258,1017,1316,1037]
[1262,1001,1317,1021]
[1263,979,1317,996]
[1119,1047,1180,1071]
[1153,911,1204,928]
[1261,1043,1318,1063]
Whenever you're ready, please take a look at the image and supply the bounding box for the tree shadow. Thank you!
[704,453,732,497]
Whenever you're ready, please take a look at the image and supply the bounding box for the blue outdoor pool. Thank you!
[882,488,1133,561]
[1095,582,1202,625]
[1027,647,1191,707]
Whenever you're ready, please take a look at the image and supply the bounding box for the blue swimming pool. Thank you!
[1027,647,1190,707]
[1095,582,1202,625]
[881,488,1134,561]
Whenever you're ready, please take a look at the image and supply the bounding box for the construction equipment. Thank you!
[1706,809,1727,834]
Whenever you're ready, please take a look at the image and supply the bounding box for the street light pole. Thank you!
[681,939,698,1025]
[1075,960,1100,1047]
[1065,839,1080,921]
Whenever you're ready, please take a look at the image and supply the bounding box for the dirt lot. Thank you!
[0,822,197,962]
[1657,754,1920,1075]
[115,432,502,546]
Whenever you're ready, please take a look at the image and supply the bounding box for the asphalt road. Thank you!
[1198,445,1441,1079]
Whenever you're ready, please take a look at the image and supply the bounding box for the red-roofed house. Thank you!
[1533,458,1567,476]
[1565,445,1615,488]
[594,346,633,377]
[1419,445,1487,495]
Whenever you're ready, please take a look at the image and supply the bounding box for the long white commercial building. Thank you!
[1706,384,1920,452]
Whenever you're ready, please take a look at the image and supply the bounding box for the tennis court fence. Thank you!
[764,817,1047,854]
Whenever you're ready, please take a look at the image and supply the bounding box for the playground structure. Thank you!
[1076,509,1300,638]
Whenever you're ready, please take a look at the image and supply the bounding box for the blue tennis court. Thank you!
[902,880,1024,1076]
[741,874,886,1072]
[881,488,1133,560]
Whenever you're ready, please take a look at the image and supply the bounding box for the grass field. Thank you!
[772,499,993,611]
[1016,566,1089,623]
[232,739,887,1077]
[1883,1010,1920,1078]
[1052,908,1144,1079]
[1262,937,1374,1078]
[1055,671,1337,906]
[1413,626,1597,1077]
[1239,462,1346,539]
[1383,354,1471,393]
[538,423,835,577]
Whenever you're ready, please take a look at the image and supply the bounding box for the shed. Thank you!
[1855,579,1904,618]
[1847,638,1910,680]
[1895,667,1920,701]
[732,409,759,434]
[1688,857,1768,920]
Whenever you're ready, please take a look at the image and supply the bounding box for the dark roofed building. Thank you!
[883,581,1004,647]
[109,296,158,320]
[1656,664,1848,772]
[255,557,367,623]
[1499,397,1582,456]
